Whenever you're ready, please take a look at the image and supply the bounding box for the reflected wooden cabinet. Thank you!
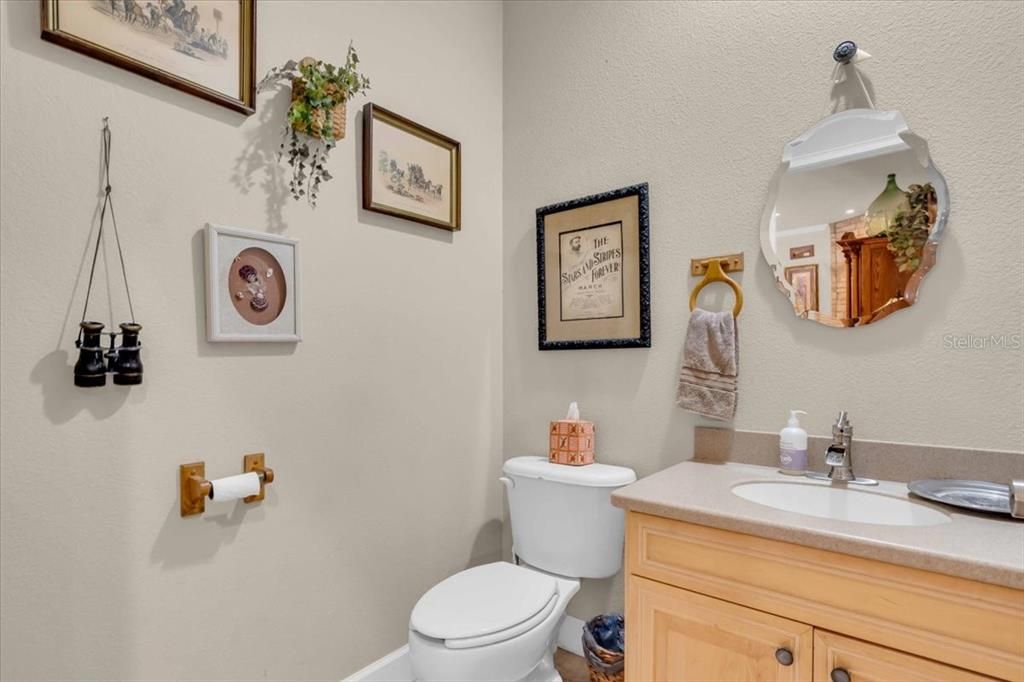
[624,512,1024,682]
[836,235,912,322]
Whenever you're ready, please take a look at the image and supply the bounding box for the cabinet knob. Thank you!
[831,668,851,682]
[774,648,794,666]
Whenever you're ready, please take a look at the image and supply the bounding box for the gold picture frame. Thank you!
[789,244,815,259]
[41,0,256,115]
[362,103,461,231]
[785,264,819,314]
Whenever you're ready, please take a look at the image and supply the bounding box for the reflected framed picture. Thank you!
[205,224,301,342]
[40,0,256,114]
[362,103,461,231]
[789,244,815,259]
[536,183,650,350]
[785,264,819,314]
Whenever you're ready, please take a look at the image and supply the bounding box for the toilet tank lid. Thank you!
[503,456,637,488]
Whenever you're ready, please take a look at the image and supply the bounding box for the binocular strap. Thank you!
[79,118,137,341]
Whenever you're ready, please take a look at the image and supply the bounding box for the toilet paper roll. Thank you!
[210,472,261,502]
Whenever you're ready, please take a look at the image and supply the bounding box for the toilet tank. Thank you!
[502,456,637,579]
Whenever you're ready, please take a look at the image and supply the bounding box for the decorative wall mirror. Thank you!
[760,47,949,327]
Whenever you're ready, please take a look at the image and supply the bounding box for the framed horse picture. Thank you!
[362,103,462,231]
[40,0,256,114]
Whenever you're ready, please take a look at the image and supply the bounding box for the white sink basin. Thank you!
[732,480,952,527]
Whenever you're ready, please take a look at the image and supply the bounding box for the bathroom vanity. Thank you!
[613,462,1024,682]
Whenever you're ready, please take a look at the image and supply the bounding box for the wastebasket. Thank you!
[582,613,624,682]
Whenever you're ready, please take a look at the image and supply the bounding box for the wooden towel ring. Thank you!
[689,258,743,316]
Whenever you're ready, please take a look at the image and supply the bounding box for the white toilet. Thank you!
[408,456,637,682]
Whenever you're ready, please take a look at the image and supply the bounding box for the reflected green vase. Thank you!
[865,174,910,237]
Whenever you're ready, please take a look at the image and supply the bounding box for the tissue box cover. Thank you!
[549,420,595,466]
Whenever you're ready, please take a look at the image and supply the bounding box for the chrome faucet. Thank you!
[806,411,877,486]
[825,411,854,481]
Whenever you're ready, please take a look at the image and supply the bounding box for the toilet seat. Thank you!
[444,593,557,649]
[410,562,558,649]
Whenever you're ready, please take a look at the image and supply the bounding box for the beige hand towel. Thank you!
[676,308,738,420]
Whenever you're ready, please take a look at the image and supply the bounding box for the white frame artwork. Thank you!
[204,224,302,342]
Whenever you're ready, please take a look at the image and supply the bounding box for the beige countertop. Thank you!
[612,460,1024,590]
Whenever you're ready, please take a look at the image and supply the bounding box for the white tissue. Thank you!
[566,401,580,421]
[209,472,261,502]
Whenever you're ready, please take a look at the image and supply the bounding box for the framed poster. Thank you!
[205,224,301,342]
[785,264,819,315]
[536,183,651,350]
[41,0,256,114]
[362,103,461,231]
[789,244,815,259]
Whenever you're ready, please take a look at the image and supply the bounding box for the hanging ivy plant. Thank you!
[885,183,936,273]
[257,43,370,207]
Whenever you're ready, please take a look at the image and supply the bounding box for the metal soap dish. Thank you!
[907,480,1016,517]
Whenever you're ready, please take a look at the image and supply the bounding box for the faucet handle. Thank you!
[833,411,852,436]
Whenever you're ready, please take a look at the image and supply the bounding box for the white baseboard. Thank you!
[557,615,585,657]
[343,616,586,681]
[343,644,413,682]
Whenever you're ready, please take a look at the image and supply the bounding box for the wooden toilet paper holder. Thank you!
[179,453,275,517]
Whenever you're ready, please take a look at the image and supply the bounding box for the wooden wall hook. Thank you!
[690,252,744,276]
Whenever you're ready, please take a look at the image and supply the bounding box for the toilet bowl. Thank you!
[409,562,579,682]
[408,456,637,682]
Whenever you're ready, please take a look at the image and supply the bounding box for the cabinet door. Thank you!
[627,575,812,682]
[813,630,998,682]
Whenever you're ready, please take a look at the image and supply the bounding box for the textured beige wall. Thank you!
[4,0,1024,675]
[0,1,502,679]
[503,1,1024,620]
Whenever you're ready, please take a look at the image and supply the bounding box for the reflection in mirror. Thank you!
[760,109,948,327]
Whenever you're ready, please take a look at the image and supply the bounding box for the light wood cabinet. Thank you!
[624,511,1024,682]
[812,630,997,682]
[629,575,812,682]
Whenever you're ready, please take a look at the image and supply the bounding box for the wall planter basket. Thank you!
[258,44,369,206]
[289,78,347,141]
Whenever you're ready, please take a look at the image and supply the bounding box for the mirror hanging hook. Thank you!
[828,41,875,113]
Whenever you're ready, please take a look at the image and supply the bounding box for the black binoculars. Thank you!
[74,321,143,387]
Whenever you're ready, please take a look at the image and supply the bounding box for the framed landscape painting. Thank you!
[362,103,461,231]
[536,183,651,350]
[789,244,814,259]
[41,0,256,114]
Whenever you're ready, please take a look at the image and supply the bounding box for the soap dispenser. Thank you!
[779,410,808,474]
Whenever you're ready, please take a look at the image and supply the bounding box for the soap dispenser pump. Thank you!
[779,410,808,474]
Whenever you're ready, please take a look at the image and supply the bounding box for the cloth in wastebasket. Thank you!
[587,613,624,653]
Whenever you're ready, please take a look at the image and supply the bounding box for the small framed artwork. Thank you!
[40,0,257,115]
[205,224,301,342]
[536,183,651,350]
[362,103,461,231]
[789,244,815,259]
[785,264,819,314]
